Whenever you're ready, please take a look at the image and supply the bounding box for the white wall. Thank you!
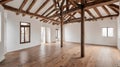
[6,11,57,52]
[0,5,5,62]
[64,23,81,43]
[64,18,118,46]
[117,1,120,49]
[118,16,120,49]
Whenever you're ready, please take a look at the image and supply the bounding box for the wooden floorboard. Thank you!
[0,43,120,67]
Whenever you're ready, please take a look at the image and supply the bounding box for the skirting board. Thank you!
[0,56,5,62]
[65,41,117,47]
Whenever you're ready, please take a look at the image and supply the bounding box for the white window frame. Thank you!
[102,27,114,37]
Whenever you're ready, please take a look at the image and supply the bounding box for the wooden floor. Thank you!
[0,43,120,67]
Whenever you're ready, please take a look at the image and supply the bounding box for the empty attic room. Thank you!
[0,0,120,67]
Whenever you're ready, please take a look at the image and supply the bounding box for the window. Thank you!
[20,22,30,44]
[102,27,114,37]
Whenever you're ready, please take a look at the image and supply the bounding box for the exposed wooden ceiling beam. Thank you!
[3,5,59,23]
[30,0,50,18]
[68,0,78,7]
[26,0,37,12]
[108,4,119,13]
[108,5,119,14]
[35,0,50,14]
[41,0,61,16]
[101,6,111,15]
[41,3,70,21]
[41,4,54,16]
[85,0,118,9]
[66,0,69,11]
[93,7,102,17]
[0,0,12,4]
[45,9,56,17]
[49,7,79,18]
[49,0,118,18]
[85,9,95,19]
[64,14,119,24]
[109,4,119,9]
[17,0,28,15]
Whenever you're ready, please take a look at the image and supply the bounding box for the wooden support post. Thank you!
[60,1,64,48]
[60,12,63,47]
[81,0,85,57]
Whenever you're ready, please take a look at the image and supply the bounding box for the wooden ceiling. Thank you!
[0,0,119,25]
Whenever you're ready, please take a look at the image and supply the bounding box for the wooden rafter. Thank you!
[101,6,111,15]
[17,0,28,15]
[68,0,78,7]
[31,0,50,18]
[66,0,69,11]
[26,0,37,12]
[85,9,95,19]
[42,4,54,16]
[45,9,56,17]
[93,7,102,17]
[35,0,49,14]
[66,12,77,21]
[108,5,119,14]
[3,5,59,23]
[49,0,118,18]
[85,0,118,9]
[108,4,119,13]
[41,2,69,22]
[40,0,61,21]
[0,0,12,4]
[65,14,119,24]
[1,0,119,24]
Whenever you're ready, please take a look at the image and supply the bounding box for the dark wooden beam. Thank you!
[26,0,37,12]
[85,0,118,9]
[66,0,69,11]
[80,0,85,57]
[41,4,54,16]
[56,0,65,48]
[102,6,111,15]
[30,0,50,18]
[85,9,96,19]
[108,5,119,14]
[17,0,28,15]
[3,5,59,23]
[35,0,50,14]
[0,0,12,4]
[64,14,119,24]
[49,7,79,18]
[68,0,78,7]
[45,9,56,17]
[94,7,102,17]
[49,0,118,18]
[108,4,119,14]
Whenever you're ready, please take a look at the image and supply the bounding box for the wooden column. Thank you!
[81,0,85,57]
[60,4,63,48]
[55,0,64,48]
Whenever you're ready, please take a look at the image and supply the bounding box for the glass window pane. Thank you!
[102,28,107,37]
[20,22,30,43]
[21,23,30,26]
[21,27,24,42]
[108,28,113,37]
[25,27,30,42]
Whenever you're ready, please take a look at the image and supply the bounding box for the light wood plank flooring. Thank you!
[0,43,120,67]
